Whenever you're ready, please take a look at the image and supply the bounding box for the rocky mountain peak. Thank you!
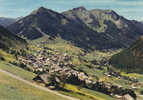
[72,6,87,11]
[91,9,118,16]
[38,7,47,11]
[91,9,120,21]
[31,7,49,15]
[107,10,119,16]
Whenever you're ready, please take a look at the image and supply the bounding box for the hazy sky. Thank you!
[0,0,143,21]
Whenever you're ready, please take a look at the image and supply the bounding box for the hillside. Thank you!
[0,64,69,100]
[0,25,26,50]
[8,7,143,50]
[110,36,143,73]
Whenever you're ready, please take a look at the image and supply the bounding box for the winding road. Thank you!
[0,69,79,100]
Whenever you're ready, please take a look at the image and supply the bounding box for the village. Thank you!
[15,46,142,100]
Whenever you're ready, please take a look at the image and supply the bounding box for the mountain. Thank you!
[7,7,143,50]
[63,7,143,33]
[0,17,17,27]
[63,7,143,46]
[110,36,143,73]
[0,25,26,50]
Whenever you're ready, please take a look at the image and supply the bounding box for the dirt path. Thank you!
[0,69,79,100]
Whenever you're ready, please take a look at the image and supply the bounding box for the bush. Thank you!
[19,63,26,68]
[9,61,19,66]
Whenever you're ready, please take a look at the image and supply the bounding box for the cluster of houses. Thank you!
[18,47,93,87]
[18,48,74,73]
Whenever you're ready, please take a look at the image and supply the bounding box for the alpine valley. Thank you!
[1,6,143,100]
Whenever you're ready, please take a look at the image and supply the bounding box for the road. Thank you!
[0,69,79,100]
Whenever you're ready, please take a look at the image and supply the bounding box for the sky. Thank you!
[0,0,143,21]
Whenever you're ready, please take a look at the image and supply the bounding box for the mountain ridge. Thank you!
[0,17,16,27]
[7,6,143,50]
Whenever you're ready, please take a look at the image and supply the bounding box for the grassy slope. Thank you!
[0,49,35,81]
[30,36,83,55]
[0,61,36,81]
[0,49,15,62]
[0,72,69,100]
[58,84,115,100]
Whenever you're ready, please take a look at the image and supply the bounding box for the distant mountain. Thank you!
[0,17,17,27]
[131,20,143,33]
[110,36,143,73]
[7,7,143,50]
[0,25,26,50]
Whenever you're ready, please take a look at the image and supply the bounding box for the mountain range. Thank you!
[0,17,17,27]
[7,7,143,50]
